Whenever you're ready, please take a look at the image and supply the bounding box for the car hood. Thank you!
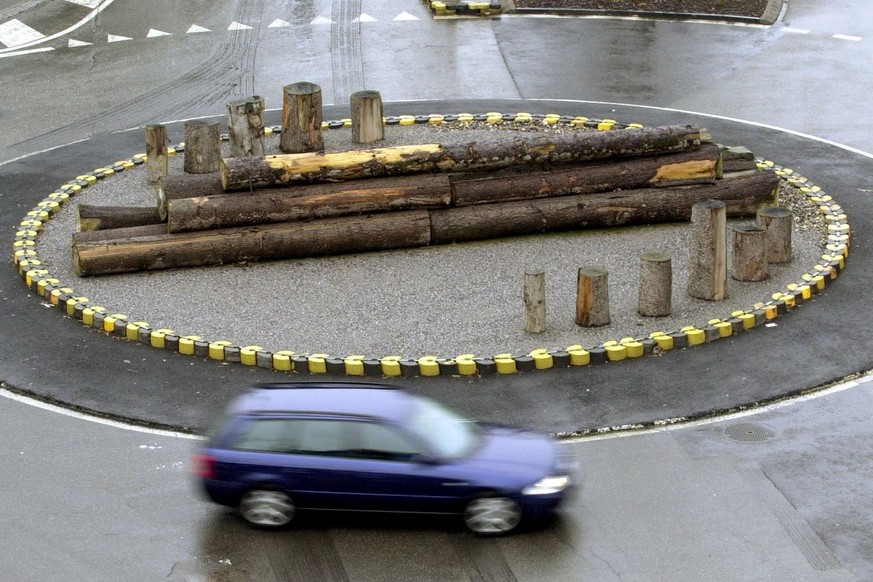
[457,424,560,485]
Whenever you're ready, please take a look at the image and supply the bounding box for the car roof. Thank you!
[228,382,415,422]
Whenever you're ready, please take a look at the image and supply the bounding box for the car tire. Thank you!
[239,489,295,528]
[463,495,522,535]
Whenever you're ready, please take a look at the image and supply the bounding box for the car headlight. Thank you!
[522,475,571,495]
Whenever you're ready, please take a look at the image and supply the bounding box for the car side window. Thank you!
[232,419,297,452]
[351,423,423,461]
[294,419,350,455]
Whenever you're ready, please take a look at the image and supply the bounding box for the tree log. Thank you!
[638,252,672,317]
[184,119,222,174]
[756,206,792,263]
[450,143,722,206]
[73,212,432,277]
[168,147,722,232]
[281,82,323,154]
[731,224,769,282]
[227,95,266,157]
[221,124,704,191]
[167,174,452,233]
[523,269,546,333]
[145,124,168,183]
[688,200,728,301]
[156,174,224,218]
[351,90,384,144]
[76,204,165,232]
[430,171,777,244]
[576,267,610,327]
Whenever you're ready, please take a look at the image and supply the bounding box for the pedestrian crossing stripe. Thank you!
[0,19,45,48]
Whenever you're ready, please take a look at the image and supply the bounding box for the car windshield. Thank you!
[406,397,481,459]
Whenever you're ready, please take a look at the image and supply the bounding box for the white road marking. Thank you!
[147,29,171,38]
[782,27,811,34]
[68,38,91,47]
[0,0,117,53]
[352,14,378,23]
[227,21,251,31]
[107,33,131,43]
[0,45,52,58]
[186,24,211,33]
[268,19,290,28]
[64,0,102,7]
[395,12,419,21]
[0,18,44,47]
[311,16,333,25]
[833,33,862,41]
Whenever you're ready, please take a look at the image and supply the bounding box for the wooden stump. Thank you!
[687,199,727,301]
[523,269,546,333]
[576,267,610,327]
[756,206,792,263]
[281,82,323,154]
[350,90,384,144]
[184,119,222,174]
[145,124,168,183]
[227,96,266,157]
[638,252,672,317]
[732,224,769,281]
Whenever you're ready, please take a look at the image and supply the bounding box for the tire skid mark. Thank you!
[330,0,364,105]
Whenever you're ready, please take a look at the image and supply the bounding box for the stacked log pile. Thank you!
[72,124,780,276]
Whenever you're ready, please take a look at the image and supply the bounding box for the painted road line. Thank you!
[833,33,862,42]
[0,19,44,47]
[0,0,117,53]
[782,27,811,34]
[65,0,102,7]
[0,46,52,58]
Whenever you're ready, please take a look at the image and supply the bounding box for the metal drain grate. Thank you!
[724,422,777,443]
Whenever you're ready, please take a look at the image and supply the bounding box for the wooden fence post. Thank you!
[227,95,266,157]
[732,225,769,281]
[638,252,672,317]
[184,119,222,174]
[576,267,610,327]
[687,199,727,300]
[523,268,546,333]
[145,124,168,183]
[756,206,792,263]
[350,90,384,144]
[281,82,324,153]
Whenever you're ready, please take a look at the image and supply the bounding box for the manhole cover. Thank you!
[724,422,777,443]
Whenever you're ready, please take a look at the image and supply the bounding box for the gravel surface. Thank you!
[35,121,826,360]
[512,0,772,18]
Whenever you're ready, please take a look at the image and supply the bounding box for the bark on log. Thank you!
[350,90,384,144]
[281,82,323,154]
[756,206,792,263]
[576,267,610,327]
[430,171,777,244]
[450,143,722,206]
[167,174,452,233]
[227,95,266,157]
[688,200,728,301]
[76,204,165,232]
[73,212,432,277]
[221,124,704,191]
[74,224,169,244]
[184,119,222,174]
[731,224,769,282]
[638,252,672,317]
[145,124,168,183]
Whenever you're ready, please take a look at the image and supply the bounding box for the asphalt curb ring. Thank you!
[12,112,850,379]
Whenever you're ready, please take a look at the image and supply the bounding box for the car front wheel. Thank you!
[239,489,295,528]
[463,496,522,535]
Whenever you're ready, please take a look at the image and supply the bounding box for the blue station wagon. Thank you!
[193,382,576,535]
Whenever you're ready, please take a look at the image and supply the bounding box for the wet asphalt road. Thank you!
[2,0,873,579]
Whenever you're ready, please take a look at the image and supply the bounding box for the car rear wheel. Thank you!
[463,496,522,535]
[239,489,295,528]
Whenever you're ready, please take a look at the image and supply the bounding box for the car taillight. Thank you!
[192,453,216,479]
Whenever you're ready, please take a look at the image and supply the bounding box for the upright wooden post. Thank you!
[145,124,168,183]
[638,252,672,317]
[281,82,324,153]
[350,90,384,144]
[227,95,266,157]
[183,119,222,174]
[757,206,792,263]
[732,225,769,281]
[576,267,610,327]
[687,199,727,301]
[523,268,546,333]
